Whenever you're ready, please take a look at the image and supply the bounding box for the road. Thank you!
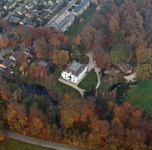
[3,3,25,21]
[0,48,13,59]
[85,50,101,89]
[3,129,92,150]
[44,0,76,27]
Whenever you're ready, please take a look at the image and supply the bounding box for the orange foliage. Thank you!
[52,49,59,65]
[0,88,12,101]
[136,45,145,60]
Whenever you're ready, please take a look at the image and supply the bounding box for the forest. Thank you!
[1,0,152,149]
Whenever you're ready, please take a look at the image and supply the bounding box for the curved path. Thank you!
[3,129,92,150]
[85,51,101,89]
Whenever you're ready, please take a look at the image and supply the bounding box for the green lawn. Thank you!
[78,70,97,90]
[65,7,95,36]
[0,138,55,150]
[124,79,152,117]
[56,81,80,96]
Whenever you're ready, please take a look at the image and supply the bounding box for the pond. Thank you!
[19,83,59,121]
[108,82,125,92]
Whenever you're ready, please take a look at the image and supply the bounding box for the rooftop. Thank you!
[64,60,87,77]
[49,3,59,11]
[10,16,20,22]
[19,8,26,13]
[55,14,75,31]
[118,62,133,72]
[37,60,47,66]
[73,0,90,13]
[2,58,13,68]
[69,61,82,72]
[5,0,16,8]
[39,11,50,20]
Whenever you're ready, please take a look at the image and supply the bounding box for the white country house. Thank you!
[61,60,87,84]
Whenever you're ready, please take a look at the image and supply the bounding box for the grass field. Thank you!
[124,79,152,117]
[0,138,55,150]
[65,7,95,36]
[78,70,97,90]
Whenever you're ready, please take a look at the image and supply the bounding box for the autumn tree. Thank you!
[136,49,152,81]
[7,101,28,131]
[135,45,145,61]
[57,50,69,67]
[36,38,47,58]
[27,103,48,137]
[110,44,131,64]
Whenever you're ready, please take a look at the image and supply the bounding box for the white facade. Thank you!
[61,65,87,84]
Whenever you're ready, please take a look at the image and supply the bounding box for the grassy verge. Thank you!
[97,76,110,94]
[124,79,152,117]
[0,138,55,150]
[65,7,95,36]
[72,12,94,37]
[56,81,80,96]
[78,70,97,90]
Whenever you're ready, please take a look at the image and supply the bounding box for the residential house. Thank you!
[10,16,20,23]
[37,11,50,22]
[25,0,37,9]
[56,0,63,4]
[36,58,54,71]
[118,62,133,74]
[55,14,75,32]
[61,60,87,84]
[47,3,59,13]
[26,22,36,28]
[72,0,90,16]
[9,51,19,61]
[3,0,17,10]
[18,8,26,15]
[0,58,15,69]
[24,46,33,57]
[20,18,28,25]
[48,0,53,4]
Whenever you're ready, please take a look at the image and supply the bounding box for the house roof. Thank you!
[39,11,50,21]
[10,16,20,22]
[73,0,90,13]
[118,62,133,72]
[26,22,36,28]
[36,58,54,70]
[2,58,13,68]
[55,14,75,31]
[19,8,26,13]
[49,3,59,11]
[24,46,33,54]
[64,60,87,77]
[5,0,16,8]
[11,51,19,59]
[20,18,28,24]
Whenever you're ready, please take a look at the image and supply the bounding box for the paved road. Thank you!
[0,48,13,59]
[44,0,76,27]
[3,130,92,150]
[85,51,101,89]
[124,72,136,81]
